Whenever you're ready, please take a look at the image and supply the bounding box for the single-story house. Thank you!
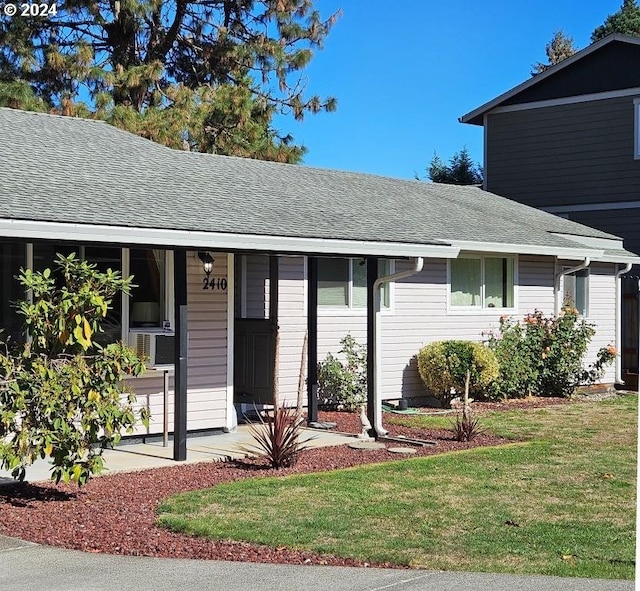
[1,106,638,460]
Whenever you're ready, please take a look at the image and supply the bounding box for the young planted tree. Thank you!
[0,254,148,485]
[0,0,340,162]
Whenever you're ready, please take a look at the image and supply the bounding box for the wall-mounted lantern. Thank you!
[197,251,214,279]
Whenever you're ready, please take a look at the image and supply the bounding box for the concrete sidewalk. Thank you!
[0,426,356,483]
[0,535,633,591]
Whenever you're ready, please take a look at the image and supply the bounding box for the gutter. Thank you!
[371,257,424,436]
[555,258,590,315]
[615,263,632,384]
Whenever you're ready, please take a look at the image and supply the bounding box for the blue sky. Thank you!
[276,0,625,179]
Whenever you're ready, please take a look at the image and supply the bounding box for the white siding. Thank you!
[272,255,619,403]
[127,251,229,435]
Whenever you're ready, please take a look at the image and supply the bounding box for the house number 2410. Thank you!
[203,277,228,291]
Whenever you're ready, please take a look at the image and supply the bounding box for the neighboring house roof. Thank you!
[461,34,640,126]
[1,107,638,262]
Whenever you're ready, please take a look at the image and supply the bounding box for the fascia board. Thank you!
[0,218,460,259]
[459,34,640,125]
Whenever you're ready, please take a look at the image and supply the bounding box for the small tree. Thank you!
[0,254,148,485]
[416,340,499,408]
[424,147,483,186]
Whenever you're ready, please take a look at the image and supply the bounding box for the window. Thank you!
[129,248,168,329]
[318,258,392,309]
[563,269,589,317]
[450,256,515,310]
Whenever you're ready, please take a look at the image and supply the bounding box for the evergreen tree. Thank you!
[591,0,640,42]
[0,1,340,163]
[531,30,578,75]
[425,147,483,186]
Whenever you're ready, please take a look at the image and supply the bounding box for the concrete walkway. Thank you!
[0,426,357,483]
[0,535,633,591]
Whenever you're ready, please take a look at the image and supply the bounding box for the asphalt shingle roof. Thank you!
[0,107,634,259]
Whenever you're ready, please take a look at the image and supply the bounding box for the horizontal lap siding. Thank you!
[186,253,228,430]
[276,256,307,405]
[127,252,229,435]
[573,262,616,383]
[263,255,618,405]
[568,209,640,258]
[380,259,537,399]
[486,97,640,208]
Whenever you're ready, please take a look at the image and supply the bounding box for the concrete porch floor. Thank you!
[0,426,357,485]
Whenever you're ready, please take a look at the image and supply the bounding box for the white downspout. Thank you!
[555,258,590,315]
[372,257,424,436]
[615,263,632,384]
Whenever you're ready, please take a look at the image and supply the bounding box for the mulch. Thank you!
[0,396,572,567]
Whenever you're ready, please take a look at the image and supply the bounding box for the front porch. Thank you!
[0,426,357,485]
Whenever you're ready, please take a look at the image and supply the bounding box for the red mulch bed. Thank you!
[0,397,568,568]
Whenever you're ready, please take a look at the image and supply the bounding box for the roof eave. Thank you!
[0,218,461,259]
[459,34,640,126]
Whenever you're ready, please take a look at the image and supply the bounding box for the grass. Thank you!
[157,395,637,579]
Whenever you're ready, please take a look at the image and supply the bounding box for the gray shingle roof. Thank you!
[0,107,636,260]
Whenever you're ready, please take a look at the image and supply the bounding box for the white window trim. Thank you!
[447,254,519,315]
[561,266,590,319]
[124,248,175,335]
[317,258,395,316]
[634,98,640,160]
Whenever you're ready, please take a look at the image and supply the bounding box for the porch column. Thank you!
[269,255,279,404]
[173,247,188,461]
[307,256,318,423]
[366,257,378,437]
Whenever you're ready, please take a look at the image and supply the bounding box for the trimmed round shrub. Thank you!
[416,340,499,407]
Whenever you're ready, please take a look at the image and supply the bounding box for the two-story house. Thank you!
[460,33,640,386]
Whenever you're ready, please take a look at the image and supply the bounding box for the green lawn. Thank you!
[157,395,637,579]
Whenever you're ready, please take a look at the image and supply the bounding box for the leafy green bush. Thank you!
[416,340,499,407]
[0,254,149,485]
[317,334,367,411]
[487,306,613,399]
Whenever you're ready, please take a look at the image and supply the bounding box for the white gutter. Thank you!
[372,257,424,436]
[615,263,633,384]
[555,258,590,315]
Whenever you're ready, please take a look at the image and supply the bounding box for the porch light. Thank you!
[197,251,214,278]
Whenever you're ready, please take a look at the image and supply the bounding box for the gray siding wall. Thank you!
[567,208,640,257]
[486,96,640,209]
[271,255,616,404]
[128,252,229,435]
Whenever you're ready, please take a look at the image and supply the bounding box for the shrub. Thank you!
[317,334,367,411]
[0,254,148,485]
[487,306,612,399]
[416,340,499,407]
[245,405,307,469]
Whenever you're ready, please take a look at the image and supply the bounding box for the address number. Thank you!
[203,277,227,291]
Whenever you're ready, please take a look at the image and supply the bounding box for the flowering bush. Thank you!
[487,306,614,399]
[317,334,367,411]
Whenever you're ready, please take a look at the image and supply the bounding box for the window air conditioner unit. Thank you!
[128,332,175,367]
